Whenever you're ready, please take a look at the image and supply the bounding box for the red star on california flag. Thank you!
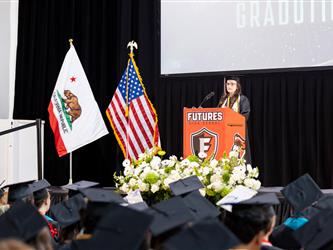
[70,76,76,83]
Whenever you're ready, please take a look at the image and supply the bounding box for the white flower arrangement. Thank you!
[114,147,261,204]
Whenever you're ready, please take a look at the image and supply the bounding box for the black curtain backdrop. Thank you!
[14,0,333,188]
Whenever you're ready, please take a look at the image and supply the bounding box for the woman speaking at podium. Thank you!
[217,76,251,163]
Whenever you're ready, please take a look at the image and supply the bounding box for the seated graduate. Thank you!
[271,173,329,250]
[68,202,153,250]
[30,179,59,241]
[50,193,86,246]
[0,201,53,250]
[223,193,281,250]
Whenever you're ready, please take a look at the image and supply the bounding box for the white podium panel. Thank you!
[0,119,44,185]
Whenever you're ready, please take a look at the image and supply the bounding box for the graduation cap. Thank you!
[50,194,86,228]
[281,173,323,213]
[4,180,35,203]
[80,188,126,204]
[62,180,99,191]
[79,203,153,250]
[182,191,220,221]
[0,201,47,241]
[293,209,333,249]
[30,179,51,201]
[146,196,194,236]
[300,195,333,219]
[163,218,240,250]
[169,175,204,196]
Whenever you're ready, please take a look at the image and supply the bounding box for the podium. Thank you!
[183,107,246,159]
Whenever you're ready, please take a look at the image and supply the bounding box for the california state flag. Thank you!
[48,45,108,157]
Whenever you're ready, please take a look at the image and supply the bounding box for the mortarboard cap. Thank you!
[163,218,240,250]
[0,202,47,241]
[30,179,51,201]
[169,175,204,196]
[293,209,333,250]
[62,180,99,191]
[146,196,194,236]
[30,179,51,193]
[81,203,153,250]
[50,194,86,228]
[281,173,323,213]
[182,191,220,221]
[5,180,34,203]
[80,188,126,204]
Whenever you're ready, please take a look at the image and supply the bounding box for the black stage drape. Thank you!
[14,0,333,188]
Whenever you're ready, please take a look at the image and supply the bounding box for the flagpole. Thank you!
[124,41,138,160]
[68,38,74,185]
[68,152,73,184]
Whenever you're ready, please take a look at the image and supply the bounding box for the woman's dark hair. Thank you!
[218,76,242,108]
[224,204,276,244]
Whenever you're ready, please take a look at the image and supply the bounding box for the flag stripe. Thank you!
[48,102,68,157]
[136,97,155,135]
[129,105,152,149]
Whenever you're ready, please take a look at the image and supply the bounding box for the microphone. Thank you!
[198,91,215,108]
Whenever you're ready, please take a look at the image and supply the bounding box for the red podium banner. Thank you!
[183,107,246,159]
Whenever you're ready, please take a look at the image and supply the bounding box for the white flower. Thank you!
[120,183,130,193]
[229,150,238,158]
[202,167,211,176]
[212,181,224,192]
[169,155,178,161]
[151,184,160,193]
[183,167,194,177]
[129,178,138,188]
[198,152,207,159]
[233,165,246,174]
[163,177,173,187]
[134,166,143,176]
[209,159,219,168]
[190,162,200,168]
[150,156,161,169]
[122,159,131,168]
[246,164,253,172]
[143,166,152,174]
[210,174,221,183]
[139,161,149,168]
[161,159,171,167]
[253,180,261,190]
[138,182,149,192]
[180,159,190,166]
[244,178,261,190]
[124,166,133,176]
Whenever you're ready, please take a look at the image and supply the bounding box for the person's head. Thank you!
[224,76,242,97]
[34,189,51,215]
[224,204,276,250]
[5,181,35,206]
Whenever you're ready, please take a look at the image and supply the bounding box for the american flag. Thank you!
[106,56,160,160]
